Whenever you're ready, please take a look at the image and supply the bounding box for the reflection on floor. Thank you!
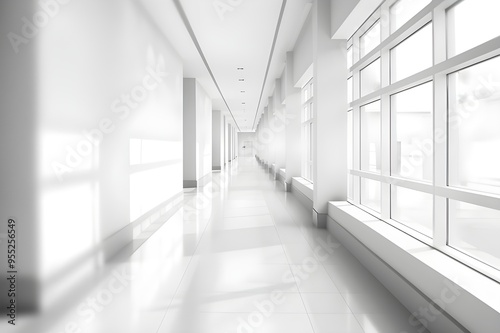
[6,157,430,333]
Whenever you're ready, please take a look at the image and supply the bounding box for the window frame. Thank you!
[301,78,314,183]
[346,0,500,282]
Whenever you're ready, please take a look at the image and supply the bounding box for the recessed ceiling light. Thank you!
[237,67,244,70]
[241,91,245,93]
[238,78,245,82]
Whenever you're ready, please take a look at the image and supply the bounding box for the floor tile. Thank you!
[309,314,365,333]
[301,293,351,314]
[290,264,339,293]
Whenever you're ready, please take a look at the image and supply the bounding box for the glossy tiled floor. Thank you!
[9,157,429,333]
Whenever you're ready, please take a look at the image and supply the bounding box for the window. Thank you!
[390,0,431,33]
[347,46,353,69]
[347,111,353,200]
[360,58,381,97]
[391,185,433,237]
[347,77,353,103]
[360,21,381,58]
[302,79,314,182]
[346,0,500,281]
[390,23,433,83]
[391,82,433,181]
[447,0,500,57]
[449,200,500,269]
[361,178,381,213]
[360,101,381,173]
[448,56,500,195]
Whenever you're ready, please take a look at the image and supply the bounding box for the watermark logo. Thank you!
[237,234,340,332]
[51,61,168,181]
[213,0,244,21]
[54,266,136,333]
[404,279,462,333]
[7,0,74,54]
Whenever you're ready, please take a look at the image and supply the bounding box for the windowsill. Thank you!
[292,177,314,200]
[328,201,500,331]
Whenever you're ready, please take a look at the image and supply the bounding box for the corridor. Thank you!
[11,157,426,333]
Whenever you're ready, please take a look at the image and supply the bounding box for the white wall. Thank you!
[0,0,39,311]
[1,0,184,310]
[238,132,256,157]
[184,78,212,186]
[212,110,224,170]
[184,78,197,184]
[331,0,361,37]
[293,11,313,87]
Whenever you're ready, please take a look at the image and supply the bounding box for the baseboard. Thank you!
[312,209,327,229]
[183,180,197,188]
[291,184,313,211]
[327,216,469,333]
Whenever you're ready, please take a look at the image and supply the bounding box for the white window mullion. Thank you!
[380,43,391,220]
[433,5,448,248]
[353,105,361,205]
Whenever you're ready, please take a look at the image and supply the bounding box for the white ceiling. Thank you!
[139,0,312,132]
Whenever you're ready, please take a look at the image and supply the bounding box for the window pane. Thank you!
[360,21,381,58]
[361,178,381,213]
[391,82,433,181]
[309,122,313,162]
[347,111,353,200]
[347,111,353,169]
[449,200,500,269]
[361,58,381,97]
[347,175,354,200]
[448,56,500,196]
[361,101,381,172]
[347,46,353,69]
[447,0,500,57]
[390,0,431,33]
[302,104,309,121]
[391,23,433,83]
[347,77,353,103]
[391,186,433,237]
[302,124,310,180]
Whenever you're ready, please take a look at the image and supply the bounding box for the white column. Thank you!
[312,0,347,227]
[212,110,224,170]
[284,52,302,191]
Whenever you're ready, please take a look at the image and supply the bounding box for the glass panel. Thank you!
[361,178,381,213]
[309,122,313,162]
[449,200,500,269]
[347,111,353,200]
[347,111,353,170]
[391,185,433,237]
[391,82,433,181]
[347,175,353,200]
[347,46,353,69]
[360,58,381,97]
[360,21,381,57]
[447,0,500,57]
[391,23,433,83]
[302,124,310,180]
[347,77,353,103]
[361,101,381,172]
[448,56,500,196]
[390,0,431,33]
[302,104,309,121]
